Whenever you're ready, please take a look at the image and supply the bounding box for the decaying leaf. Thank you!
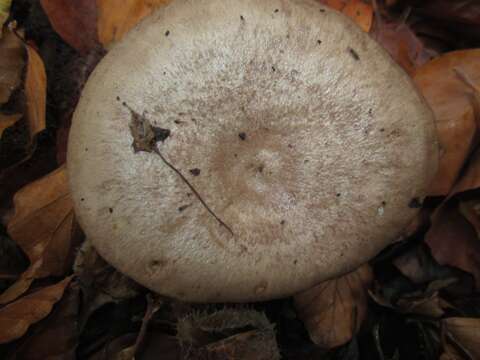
[460,199,480,238]
[8,281,80,359]
[24,43,47,140]
[97,0,171,46]
[444,317,480,359]
[342,0,373,32]
[0,113,21,137]
[0,0,11,30]
[319,0,373,32]
[372,16,434,75]
[0,25,25,105]
[177,308,280,359]
[294,265,372,348]
[426,202,480,290]
[0,276,72,344]
[40,0,100,54]
[0,166,76,304]
[414,49,480,196]
[74,240,140,325]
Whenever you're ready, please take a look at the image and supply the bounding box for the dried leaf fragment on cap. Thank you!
[0,276,72,344]
[0,166,76,304]
[294,265,373,348]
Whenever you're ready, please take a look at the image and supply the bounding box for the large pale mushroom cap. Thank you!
[67,0,438,302]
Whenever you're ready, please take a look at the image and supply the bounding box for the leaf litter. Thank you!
[1,0,480,359]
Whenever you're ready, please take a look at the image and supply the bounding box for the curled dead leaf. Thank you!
[74,240,139,326]
[426,202,480,290]
[0,113,21,137]
[8,281,80,359]
[0,25,25,105]
[443,317,480,359]
[24,43,47,140]
[177,308,280,359]
[97,0,171,46]
[294,265,372,348]
[0,166,77,304]
[0,276,72,344]
[414,49,480,196]
[40,0,100,54]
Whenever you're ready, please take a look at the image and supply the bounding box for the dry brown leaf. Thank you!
[425,202,480,290]
[0,276,72,344]
[451,147,480,196]
[440,341,466,360]
[396,293,448,318]
[372,18,434,75]
[460,199,480,238]
[97,0,171,46]
[0,166,76,304]
[8,282,80,359]
[294,265,372,348]
[0,25,25,105]
[414,50,480,196]
[74,240,139,325]
[40,0,100,54]
[24,44,47,140]
[444,317,480,359]
[178,309,279,359]
[0,113,21,137]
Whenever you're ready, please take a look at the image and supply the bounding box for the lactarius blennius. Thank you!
[68,0,438,302]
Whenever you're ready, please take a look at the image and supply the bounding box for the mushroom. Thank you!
[67,0,438,302]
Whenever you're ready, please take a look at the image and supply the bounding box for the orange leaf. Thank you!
[0,166,75,304]
[294,265,372,348]
[0,276,72,344]
[318,0,372,31]
[25,44,47,140]
[40,0,99,54]
[0,25,25,105]
[0,113,21,137]
[342,0,373,32]
[97,0,171,46]
[414,50,480,196]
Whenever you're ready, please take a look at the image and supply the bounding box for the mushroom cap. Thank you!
[68,0,438,302]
